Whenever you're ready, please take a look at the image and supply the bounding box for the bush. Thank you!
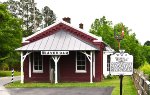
[139,62,150,75]
[0,63,9,70]
[105,75,117,79]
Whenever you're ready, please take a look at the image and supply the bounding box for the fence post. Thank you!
[11,68,14,83]
[148,83,150,95]
[133,69,150,95]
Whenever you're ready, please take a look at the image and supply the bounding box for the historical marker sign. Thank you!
[110,51,133,75]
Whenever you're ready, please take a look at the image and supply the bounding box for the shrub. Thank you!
[139,62,150,75]
[0,63,9,70]
[105,75,117,79]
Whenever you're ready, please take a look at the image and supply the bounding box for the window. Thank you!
[33,52,43,73]
[107,55,110,71]
[76,52,86,73]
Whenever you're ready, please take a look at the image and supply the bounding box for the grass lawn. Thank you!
[0,71,20,77]
[5,76,137,95]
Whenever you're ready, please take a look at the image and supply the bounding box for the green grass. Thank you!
[5,76,137,95]
[0,71,20,77]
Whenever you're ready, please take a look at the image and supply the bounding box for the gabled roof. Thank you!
[16,20,104,51]
[22,20,102,44]
[16,30,99,51]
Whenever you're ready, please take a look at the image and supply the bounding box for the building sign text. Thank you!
[41,51,69,55]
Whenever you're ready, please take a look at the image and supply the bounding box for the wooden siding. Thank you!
[24,54,50,82]
[23,51,103,82]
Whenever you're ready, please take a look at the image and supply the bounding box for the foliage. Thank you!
[142,46,150,64]
[139,62,150,75]
[5,76,137,95]
[0,70,20,77]
[90,16,116,50]
[0,4,22,65]
[144,40,150,46]
[105,75,117,79]
[0,63,9,70]
[42,6,56,27]
[90,16,145,68]
[3,0,56,37]
[120,32,145,68]
[0,0,56,70]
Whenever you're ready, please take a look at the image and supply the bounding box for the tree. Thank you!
[90,16,145,68]
[90,16,117,50]
[42,6,56,27]
[114,23,145,68]
[3,0,56,37]
[3,0,41,36]
[0,4,22,69]
[143,46,150,64]
[144,41,150,46]
[143,41,150,64]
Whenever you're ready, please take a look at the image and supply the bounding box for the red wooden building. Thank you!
[16,17,107,84]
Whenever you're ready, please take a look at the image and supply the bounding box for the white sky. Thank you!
[2,0,150,44]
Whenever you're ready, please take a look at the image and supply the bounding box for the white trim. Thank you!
[90,51,93,83]
[33,52,43,73]
[81,51,93,83]
[20,52,31,83]
[24,21,62,41]
[93,51,95,78]
[55,60,58,84]
[49,58,51,81]
[21,52,24,83]
[29,54,31,78]
[107,55,111,71]
[103,51,114,77]
[51,56,61,84]
[75,52,87,73]
[22,37,30,43]
[32,70,43,73]
[75,70,87,73]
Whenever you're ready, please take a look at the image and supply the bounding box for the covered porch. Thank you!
[20,51,97,84]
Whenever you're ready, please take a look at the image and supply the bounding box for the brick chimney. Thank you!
[62,17,71,23]
[79,23,83,29]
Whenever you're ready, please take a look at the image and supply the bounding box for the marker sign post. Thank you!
[110,50,133,95]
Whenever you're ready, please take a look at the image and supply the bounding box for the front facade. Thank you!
[16,18,108,83]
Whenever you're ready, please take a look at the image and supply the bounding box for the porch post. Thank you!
[81,51,93,83]
[21,52,24,83]
[52,56,61,84]
[55,61,58,84]
[29,54,31,78]
[90,51,93,83]
[20,52,31,83]
[93,51,95,78]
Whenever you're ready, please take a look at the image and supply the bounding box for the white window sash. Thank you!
[75,52,86,73]
[33,52,43,73]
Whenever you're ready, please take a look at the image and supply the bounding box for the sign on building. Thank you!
[41,51,69,55]
[110,51,133,75]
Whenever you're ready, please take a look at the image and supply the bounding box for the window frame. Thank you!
[107,55,110,71]
[33,52,43,73]
[75,51,87,73]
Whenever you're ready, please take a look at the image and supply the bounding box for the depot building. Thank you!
[16,17,113,83]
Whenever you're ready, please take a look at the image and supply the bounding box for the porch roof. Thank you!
[16,30,99,51]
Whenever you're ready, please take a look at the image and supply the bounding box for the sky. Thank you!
[1,0,150,45]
